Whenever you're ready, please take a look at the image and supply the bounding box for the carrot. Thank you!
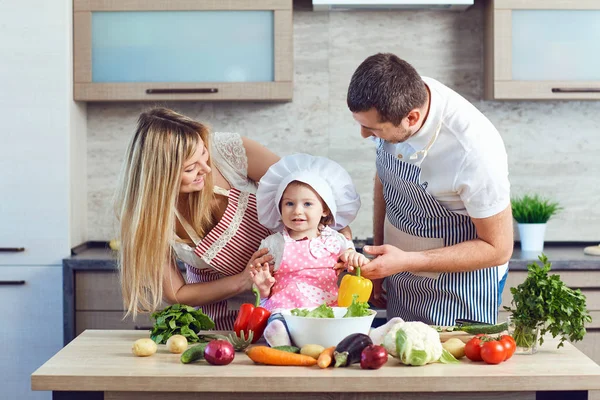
[246,346,317,366]
[317,346,335,369]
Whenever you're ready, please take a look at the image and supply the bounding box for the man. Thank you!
[347,53,513,326]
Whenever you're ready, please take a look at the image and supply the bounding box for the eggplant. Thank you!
[333,333,373,368]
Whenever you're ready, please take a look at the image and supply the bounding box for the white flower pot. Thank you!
[518,223,547,253]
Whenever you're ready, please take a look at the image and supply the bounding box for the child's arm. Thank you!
[251,233,285,298]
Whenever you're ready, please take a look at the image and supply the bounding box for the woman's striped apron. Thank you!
[179,187,271,330]
[376,127,499,327]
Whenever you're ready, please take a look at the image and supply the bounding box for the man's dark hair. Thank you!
[347,53,427,126]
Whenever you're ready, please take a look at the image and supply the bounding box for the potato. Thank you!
[442,337,466,359]
[300,344,325,359]
[166,335,188,354]
[132,338,158,357]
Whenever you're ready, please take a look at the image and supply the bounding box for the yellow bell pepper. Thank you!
[337,266,373,307]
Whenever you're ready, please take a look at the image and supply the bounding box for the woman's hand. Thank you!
[240,248,274,291]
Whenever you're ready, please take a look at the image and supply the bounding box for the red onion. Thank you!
[204,340,235,366]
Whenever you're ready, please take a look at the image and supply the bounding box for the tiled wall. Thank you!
[87,1,600,242]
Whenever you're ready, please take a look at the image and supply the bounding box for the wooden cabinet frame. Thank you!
[484,0,600,100]
[73,0,293,101]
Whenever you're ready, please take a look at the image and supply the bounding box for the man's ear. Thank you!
[405,109,422,128]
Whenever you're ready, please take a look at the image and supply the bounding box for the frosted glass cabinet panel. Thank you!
[92,11,274,83]
[484,0,600,100]
[74,0,292,101]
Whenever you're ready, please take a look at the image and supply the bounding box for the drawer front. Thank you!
[499,310,600,329]
[75,311,154,336]
[75,271,123,310]
[75,271,171,311]
[501,271,600,310]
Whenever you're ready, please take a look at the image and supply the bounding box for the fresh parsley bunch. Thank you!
[150,304,215,344]
[504,254,592,348]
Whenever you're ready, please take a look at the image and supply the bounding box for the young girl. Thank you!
[250,154,369,345]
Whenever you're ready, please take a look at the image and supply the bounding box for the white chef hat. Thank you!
[257,153,361,232]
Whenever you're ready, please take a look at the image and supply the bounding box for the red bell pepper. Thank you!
[233,286,271,343]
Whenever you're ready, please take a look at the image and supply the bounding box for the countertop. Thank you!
[32,330,600,395]
[64,242,600,271]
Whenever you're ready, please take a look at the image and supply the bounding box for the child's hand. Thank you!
[249,263,276,299]
[346,250,369,268]
[338,249,369,273]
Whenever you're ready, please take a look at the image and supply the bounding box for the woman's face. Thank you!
[179,140,211,194]
[280,183,328,239]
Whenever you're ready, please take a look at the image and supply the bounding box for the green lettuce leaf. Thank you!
[343,294,371,318]
[291,303,334,318]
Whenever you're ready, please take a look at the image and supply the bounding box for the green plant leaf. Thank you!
[504,254,591,349]
[511,194,562,223]
[149,304,215,344]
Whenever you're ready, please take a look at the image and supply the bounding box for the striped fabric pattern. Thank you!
[187,187,271,330]
[376,144,499,326]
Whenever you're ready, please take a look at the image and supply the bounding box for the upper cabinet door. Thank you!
[484,0,600,100]
[73,0,293,102]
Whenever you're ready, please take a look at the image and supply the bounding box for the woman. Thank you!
[114,107,279,329]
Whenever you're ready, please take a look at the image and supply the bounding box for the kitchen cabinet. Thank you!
[1,0,84,398]
[67,269,178,342]
[0,266,63,400]
[499,269,600,400]
[484,0,600,100]
[73,0,293,102]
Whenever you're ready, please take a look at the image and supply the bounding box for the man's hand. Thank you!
[359,244,407,279]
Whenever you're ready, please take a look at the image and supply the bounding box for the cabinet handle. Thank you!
[145,88,218,94]
[0,247,25,252]
[586,327,600,332]
[134,326,152,331]
[552,88,600,93]
[0,280,26,285]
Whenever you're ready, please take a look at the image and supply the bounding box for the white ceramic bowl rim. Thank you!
[279,306,376,320]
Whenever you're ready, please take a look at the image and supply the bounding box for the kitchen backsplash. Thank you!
[87,0,600,242]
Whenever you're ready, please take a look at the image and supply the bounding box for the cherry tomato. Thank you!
[480,340,507,364]
[499,335,517,361]
[464,336,483,361]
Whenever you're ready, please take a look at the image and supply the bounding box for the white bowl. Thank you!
[281,307,376,348]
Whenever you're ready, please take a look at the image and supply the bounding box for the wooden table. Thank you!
[32,330,600,400]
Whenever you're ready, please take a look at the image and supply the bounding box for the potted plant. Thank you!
[511,194,562,253]
[504,254,591,354]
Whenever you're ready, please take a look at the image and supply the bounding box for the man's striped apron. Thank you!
[376,130,499,326]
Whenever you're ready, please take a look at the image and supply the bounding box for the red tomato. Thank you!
[465,337,483,361]
[480,340,507,364]
[499,335,517,361]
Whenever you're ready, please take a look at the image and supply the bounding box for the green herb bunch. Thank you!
[511,194,562,223]
[150,304,215,344]
[504,254,591,348]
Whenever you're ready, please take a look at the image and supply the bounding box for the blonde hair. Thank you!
[114,107,215,318]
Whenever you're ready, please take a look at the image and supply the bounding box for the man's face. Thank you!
[352,108,413,144]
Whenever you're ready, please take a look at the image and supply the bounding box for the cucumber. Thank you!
[180,343,208,364]
[272,345,300,353]
[459,321,508,334]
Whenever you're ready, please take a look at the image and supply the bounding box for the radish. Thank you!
[204,340,235,366]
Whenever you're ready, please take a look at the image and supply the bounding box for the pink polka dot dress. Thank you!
[262,227,346,311]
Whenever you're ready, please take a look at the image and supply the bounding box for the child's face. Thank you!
[280,183,327,238]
